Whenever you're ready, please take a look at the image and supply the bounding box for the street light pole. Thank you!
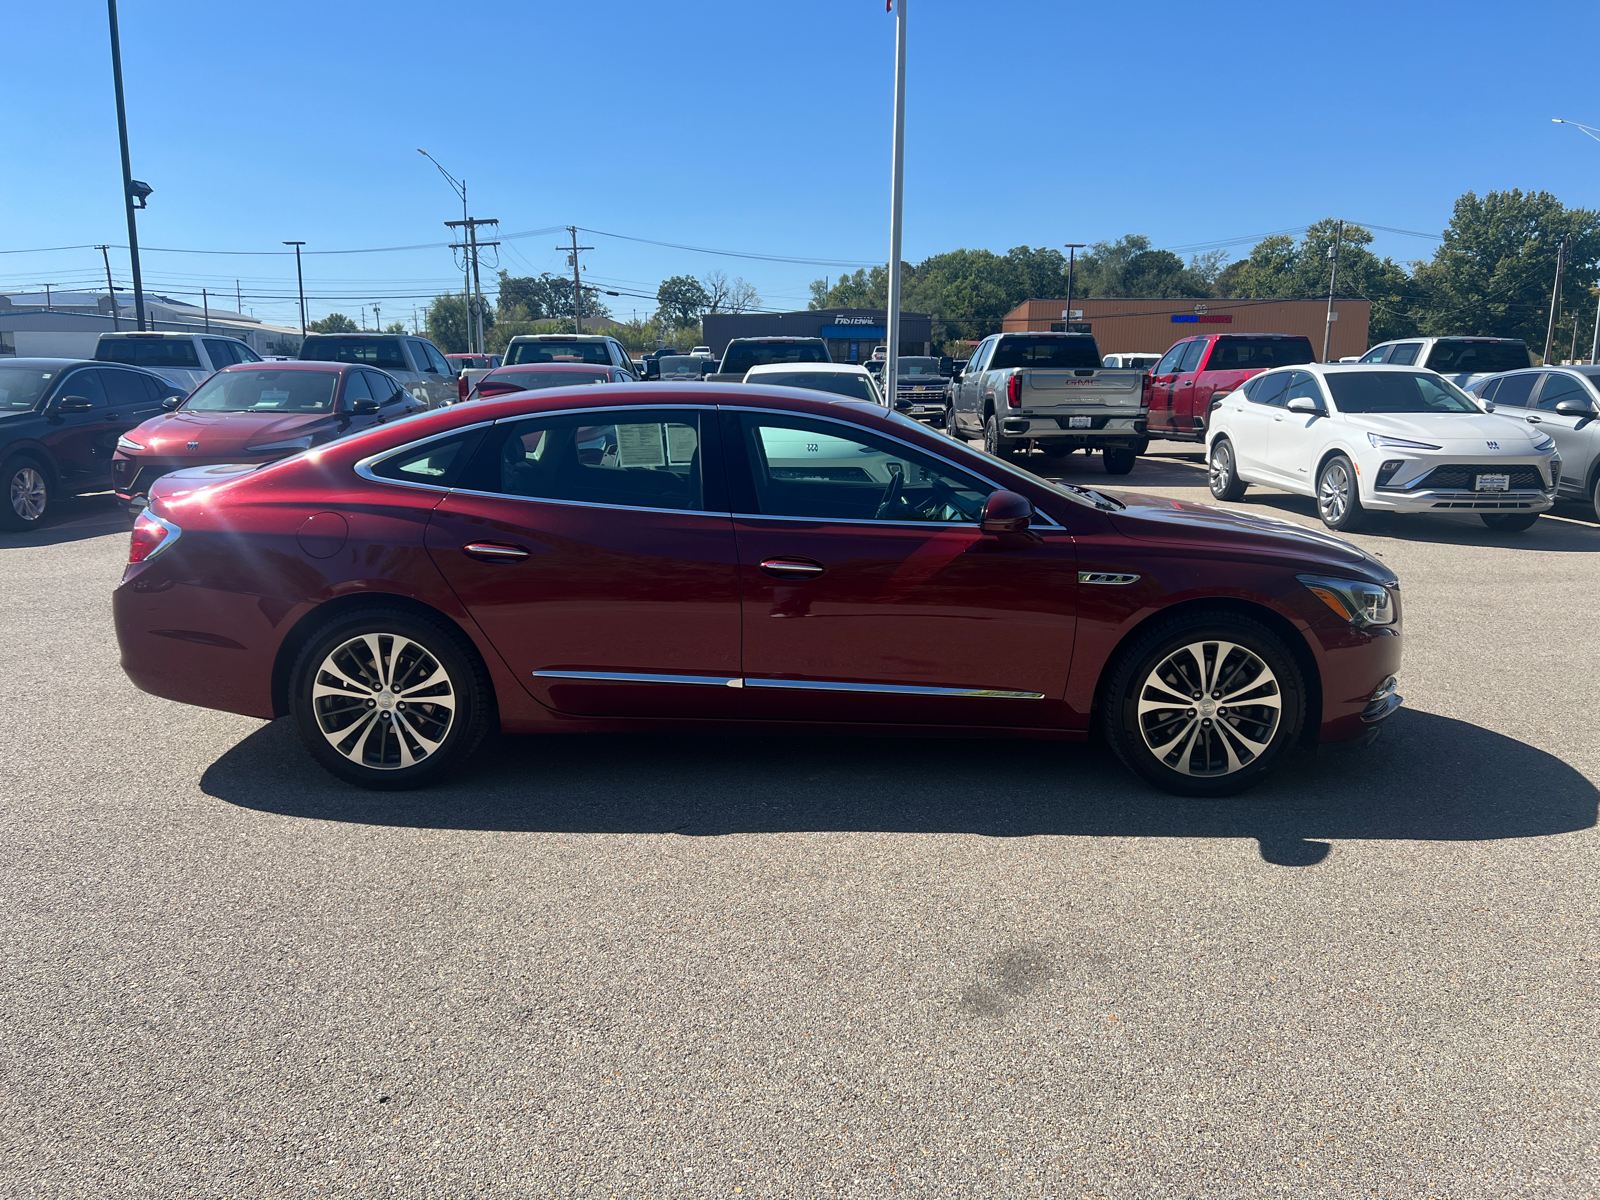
[1063,243,1085,330]
[283,241,306,336]
[418,149,478,353]
[884,0,908,402]
[1323,219,1344,363]
[107,0,146,331]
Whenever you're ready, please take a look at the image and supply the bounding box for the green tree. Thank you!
[495,270,610,323]
[1411,190,1600,354]
[308,312,358,333]
[425,293,490,354]
[383,321,407,334]
[657,275,712,325]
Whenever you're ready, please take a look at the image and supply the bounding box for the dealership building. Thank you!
[1002,297,1371,361]
[702,308,932,363]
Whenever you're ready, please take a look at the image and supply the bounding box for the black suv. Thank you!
[0,358,182,530]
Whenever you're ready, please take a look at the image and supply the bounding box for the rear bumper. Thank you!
[1001,414,1147,444]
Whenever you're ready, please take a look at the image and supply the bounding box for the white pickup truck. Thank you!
[944,332,1149,474]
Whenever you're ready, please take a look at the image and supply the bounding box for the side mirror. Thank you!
[1554,399,1597,417]
[980,489,1033,534]
[161,395,183,410]
[350,397,381,415]
[1285,395,1323,415]
[55,396,93,413]
[1480,399,1496,413]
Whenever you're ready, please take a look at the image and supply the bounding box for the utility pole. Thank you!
[884,0,908,399]
[561,226,593,334]
[1323,219,1344,362]
[1063,244,1085,330]
[107,0,146,330]
[42,283,52,309]
[202,287,210,332]
[1590,287,1600,365]
[97,245,119,331]
[235,279,242,313]
[447,216,498,353]
[284,241,306,336]
[373,303,381,332]
[1544,234,1569,365]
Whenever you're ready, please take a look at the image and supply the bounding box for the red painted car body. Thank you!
[1148,334,1317,441]
[113,384,1400,771]
[112,361,424,507]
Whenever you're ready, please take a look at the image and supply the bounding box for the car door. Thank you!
[423,405,744,719]
[1228,371,1289,477]
[722,409,1078,728]
[956,339,989,431]
[100,366,167,450]
[42,367,113,488]
[1170,338,1209,434]
[1525,372,1600,499]
[1147,341,1189,434]
[1265,370,1327,492]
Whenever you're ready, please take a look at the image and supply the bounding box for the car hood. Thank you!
[1108,491,1394,582]
[129,409,339,454]
[1346,410,1542,449]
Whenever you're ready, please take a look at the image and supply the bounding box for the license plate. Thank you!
[1068,416,1092,428]
[1474,473,1510,492]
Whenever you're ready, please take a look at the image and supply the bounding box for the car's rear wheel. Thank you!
[1101,610,1306,798]
[1103,448,1137,475]
[1316,454,1366,531]
[289,607,493,790]
[1208,438,1248,501]
[1480,511,1540,532]
[1,456,50,531]
[983,414,1013,457]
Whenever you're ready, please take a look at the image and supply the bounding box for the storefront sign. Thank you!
[1171,314,1233,323]
[831,316,878,325]
[820,324,886,338]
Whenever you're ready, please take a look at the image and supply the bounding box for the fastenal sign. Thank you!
[832,316,877,325]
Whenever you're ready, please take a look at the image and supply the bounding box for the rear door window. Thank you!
[204,339,241,368]
[101,368,154,409]
[1387,343,1421,366]
[1490,374,1535,408]
[1202,337,1316,371]
[96,338,201,369]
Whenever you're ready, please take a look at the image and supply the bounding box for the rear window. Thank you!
[299,337,407,371]
[989,336,1101,370]
[485,368,611,390]
[752,371,879,402]
[897,357,943,377]
[505,340,613,366]
[720,340,830,375]
[1202,337,1315,371]
[1423,341,1531,374]
[96,338,200,369]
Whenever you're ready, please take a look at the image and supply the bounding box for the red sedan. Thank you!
[114,384,1403,796]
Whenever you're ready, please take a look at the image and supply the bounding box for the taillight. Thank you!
[477,380,519,399]
[129,509,181,564]
[1006,374,1022,408]
[457,374,469,402]
[1142,374,1152,408]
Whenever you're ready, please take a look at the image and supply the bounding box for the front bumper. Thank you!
[1364,488,1554,514]
[1368,455,1558,513]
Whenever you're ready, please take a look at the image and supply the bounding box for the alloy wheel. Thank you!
[1209,444,1233,493]
[1318,461,1352,524]
[1137,639,1282,777]
[9,467,46,522]
[311,632,456,770]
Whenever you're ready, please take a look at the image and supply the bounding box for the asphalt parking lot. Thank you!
[3,447,1597,1199]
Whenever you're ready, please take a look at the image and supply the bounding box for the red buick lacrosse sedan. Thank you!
[113,385,1402,796]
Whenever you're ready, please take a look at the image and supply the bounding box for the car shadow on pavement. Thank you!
[202,708,1595,867]
[0,493,130,549]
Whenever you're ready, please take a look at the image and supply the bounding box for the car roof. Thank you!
[746,362,870,375]
[1263,362,1430,374]
[99,331,216,340]
[218,359,353,372]
[729,336,825,343]
[490,362,612,371]
[1,357,93,368]
[506,333,611,342]
[301,332,410,339]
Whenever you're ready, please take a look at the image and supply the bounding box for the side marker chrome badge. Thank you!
[1078,571,1141,586]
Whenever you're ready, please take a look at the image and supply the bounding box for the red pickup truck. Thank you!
[1147,333,1315,440]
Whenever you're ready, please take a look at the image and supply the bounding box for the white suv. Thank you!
[95,332,262,393]
[1357,337,1532,389]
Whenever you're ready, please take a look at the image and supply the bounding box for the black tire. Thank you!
[945,404,963,440]
[1480,511,1540,532]
[1592,472,1600,523]
[983,413,1014,457]
[1315,454,1366,532]
[0,455,51,531]
[1207,438,1248,501]
[289,606,493,790]
[1101,609,1307,798]
[1103,447,1137,475]
[1040,444,1073,459]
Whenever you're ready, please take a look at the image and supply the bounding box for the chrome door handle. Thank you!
[760,557,825,578]
[463,542,530,562]
[1525,416,1542,423]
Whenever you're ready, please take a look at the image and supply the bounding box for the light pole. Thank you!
[107,0,148,331]
[884,0,908,401]
[1063,244,1085,330]
[283,241,306,336]
[1552,117,1600,144]
[418,149,477,353]
[1323,220,1344,363]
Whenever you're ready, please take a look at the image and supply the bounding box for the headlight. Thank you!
[1367,432,1440,451]
[1297,574,1397,628]
[244,435,315,454]
[1532,434,1556,454]
[116,435,144,452]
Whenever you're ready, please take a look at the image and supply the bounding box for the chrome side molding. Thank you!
[531,670,1043,699]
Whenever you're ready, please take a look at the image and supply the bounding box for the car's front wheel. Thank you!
[1208,438,1248,501]
[945,404,963,440]
[1480,511,1540,532]
[1102,609,1306,798]
[1316,454,1366,531]
[1,456,50,531]
[289,607,493,790]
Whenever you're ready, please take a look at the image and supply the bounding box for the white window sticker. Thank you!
[666,423,698,465]
[615,422,666,467]
[257,389,290,407]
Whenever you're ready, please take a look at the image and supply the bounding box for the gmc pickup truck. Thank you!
[1147,333,1315,441]
[705,336,830,383]
[944,332,1148,473]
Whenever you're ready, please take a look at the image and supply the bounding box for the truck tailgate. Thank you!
[1022,369,1144,412]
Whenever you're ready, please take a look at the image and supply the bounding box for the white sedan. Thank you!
[1205,364,1559,532]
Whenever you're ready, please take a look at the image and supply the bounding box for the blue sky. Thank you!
[5,0,1598,331]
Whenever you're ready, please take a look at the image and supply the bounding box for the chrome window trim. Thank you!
[447,486,720,519]
[730,511,980,530]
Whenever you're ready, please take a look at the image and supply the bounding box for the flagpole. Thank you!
[885,0,907,408]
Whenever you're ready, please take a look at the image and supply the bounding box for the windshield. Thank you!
[97,338,200,369]
[1423,341,1531,374]
[897,357,942,377]
[0,367,57,411]
[1325,371,1479,414]
[754,371,880,403]
[185,369,339,413]
[990,336,1101,370]
[721,341,829,375]
[505,340,612,366]
[1202,337,1314,371]
[658,357,702,376]
[299,337,407,371]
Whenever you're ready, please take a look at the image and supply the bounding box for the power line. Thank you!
[576,226,880,268]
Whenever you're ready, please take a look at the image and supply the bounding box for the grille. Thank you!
[1407,464,1544,491]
